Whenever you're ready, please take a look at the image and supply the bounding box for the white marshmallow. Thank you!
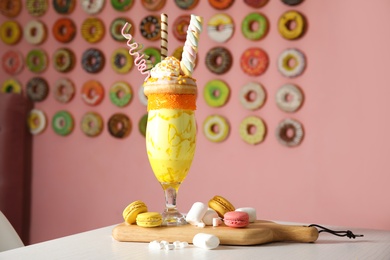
[186,202,208,225]
[193,233,220,250]
[202,208,219,226]
[196,222,206,228]
[235,207,257,223]
[212,217,221,227]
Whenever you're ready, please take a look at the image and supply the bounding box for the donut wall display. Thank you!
[0,0,307,146]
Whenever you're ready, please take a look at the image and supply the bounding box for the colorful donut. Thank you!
[26,0,48,16]
[172,15,190,42]
[1,78,22,93]
[0,21,22,45]
[52,18,76,43]
[276,118,304,147]
[110,0,133,11]
[26,48,48,73]
[139,15,161,41]
[2,50,24,75]
[53,78,75,103]
[53,48,75,73]
[138,86,148,106]
[203,115,229,143]
[244,0,268,8]
[111,48,133,74]
[53,0,75,14]
[174,0,198,9]
[241,12,268,41]
[143,47,161,66]
[276,83,304,112]
[26,77,49,102]
[203,79,230,107]
[208,13,234,43]
[278,10,306,40]
[141,0,165,11]
[239,116,266,145]
[81,80,104,106]
[81,48,105,73]
[52,110,74,136]
[110,17,134,42]
[278,48,306,78]
[239,82,266,110]
[81,17,105,43]
[205,47,232,75]
[138,113,148,137]
[0,0,22,18]
[108,113,131,138]
[109,81,132,107]
[81,0,105,14]
[81,112,104,137]
[281,0,304,6]
[240,47,269,76]
[24,20,47,45]
[27,109,47,135]
[208,0,234,10]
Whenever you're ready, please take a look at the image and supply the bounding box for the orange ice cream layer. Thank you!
[147,93,196,111]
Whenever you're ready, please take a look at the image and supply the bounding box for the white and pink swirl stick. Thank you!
[180,15,203,77]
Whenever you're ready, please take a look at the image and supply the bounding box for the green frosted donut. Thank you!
[109,81,132,107]
[143,47,161,66]
[52,110,74,136]
[241,12,269,41]
[203,79,230,107]
[26,49,48,73]
[110,0,133,11]
[138,113,148,137]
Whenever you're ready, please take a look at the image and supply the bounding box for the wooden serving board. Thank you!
[112,220,319,246]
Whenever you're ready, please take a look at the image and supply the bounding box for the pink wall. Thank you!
[2,0,390,243]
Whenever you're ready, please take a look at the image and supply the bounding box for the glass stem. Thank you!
[164,186,177,210]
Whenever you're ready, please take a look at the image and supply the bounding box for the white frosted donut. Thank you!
[53,78,75,103]
[207,13,234,43]
[239,116,266,145]
[203,115,229,142]
[239,82,266,110]
[276,83,303,112]
[138,85,148,106]
[27,109,47,135]
[278,48,306,78]
[81,0,105,14]
[276,118,304,147]
[24,20,46,45]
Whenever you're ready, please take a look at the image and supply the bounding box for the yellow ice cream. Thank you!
[144,57,197,189]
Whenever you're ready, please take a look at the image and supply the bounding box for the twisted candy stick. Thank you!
[180,15,203,76]
[160,13,168,60]
[121,22,153,80]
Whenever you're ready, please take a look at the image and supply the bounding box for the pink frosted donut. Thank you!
[2,50,23,75]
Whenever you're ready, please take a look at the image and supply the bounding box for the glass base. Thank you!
[161,208,187,226]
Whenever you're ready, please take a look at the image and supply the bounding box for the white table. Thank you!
[1,223,390,260]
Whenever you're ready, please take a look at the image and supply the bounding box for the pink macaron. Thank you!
[223,211,249,228]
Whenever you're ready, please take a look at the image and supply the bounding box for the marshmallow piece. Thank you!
[173,241,181,248]
[164,243,175,250]
[196,222,205,228]
[186,202,208,225]
[149,240,162,250]
[235,207,257,223]
[212,217,221,227]
[180,241,189,248]
[202,208,219,226]
[193,233,220,250]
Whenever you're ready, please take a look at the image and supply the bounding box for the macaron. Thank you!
[223,211,249,228]
[136,212,163,227]
[122,200,148,224]
[208,195,235,218]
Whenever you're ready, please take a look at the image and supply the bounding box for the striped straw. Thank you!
[160,13,168,60]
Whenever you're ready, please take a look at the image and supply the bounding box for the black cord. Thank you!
[308,224,364,239]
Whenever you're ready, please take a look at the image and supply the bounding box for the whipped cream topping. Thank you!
[150,56,182,78]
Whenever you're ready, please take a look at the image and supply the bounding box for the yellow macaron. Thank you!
[208,195,235,218]
[136,212,163,227]
[122,200,148,224]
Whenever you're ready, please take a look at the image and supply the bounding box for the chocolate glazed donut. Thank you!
[108,113,131,138]
[205,47,232,75]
